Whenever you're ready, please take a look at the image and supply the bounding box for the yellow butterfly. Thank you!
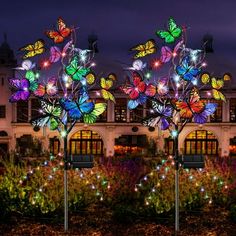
[201,73,226,102]
[131,39,156,59]
[211,77,225,101]
[19,39,45,59]
[100,75,115,103]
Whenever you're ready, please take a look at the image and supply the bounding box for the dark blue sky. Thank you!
[1,0,235,77]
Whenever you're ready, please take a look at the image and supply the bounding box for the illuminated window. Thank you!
[70,130,103,155]
[230,98,236,122]
[17,101,28,122]
[185,130,218,155]
[114,98,127,122]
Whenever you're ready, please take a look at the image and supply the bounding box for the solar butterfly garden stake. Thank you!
[9,17,115,231]
[121,17,229,232]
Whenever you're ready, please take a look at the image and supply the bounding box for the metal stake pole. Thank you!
[64,135,68,231]
[174,135,179,233]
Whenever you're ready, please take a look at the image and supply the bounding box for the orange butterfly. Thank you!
[175,88,205,119]
[46,17,71,44]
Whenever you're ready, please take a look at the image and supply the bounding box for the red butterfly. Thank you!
[46,18,71,44]
[175,88,205,119]
[121,72,146,99]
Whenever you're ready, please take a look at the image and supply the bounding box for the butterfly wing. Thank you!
[19,40,45,58]
[129,100,140,110]
[100,77,113,90]
[211,78,224,90]
[46,77,58,96]
[168,17,182,39]
[46,30,63,44]
[160,117,170,130]
[145,84,156,97]
[157,30,174,44]
[83,103,107,124]
[194,103,217,124]
[60,98,82,120]
[9,78,30,102]
[65,56,89,81]
[49,46,61,63]
[101,89,115,102]
[142,116,160,127]
[212,89,226,101]
[175,101,193,118]
[33,84,45,97]
[57,17,71,38]
[131,39,156,58]
[160,46,172,63]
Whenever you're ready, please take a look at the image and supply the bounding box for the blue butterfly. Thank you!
[176,56,201,81]
[193,103,217,124]
[127,93,147,109]
[60,91,94,120]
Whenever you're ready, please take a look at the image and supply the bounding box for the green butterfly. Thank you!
[83,103,107,124]
[65,55,90,81]
[30,101,62,130]
[156,17,182,44]
[25,70,39,91]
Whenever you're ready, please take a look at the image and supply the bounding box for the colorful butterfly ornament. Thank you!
[9,78,30,102]
[100,74,116,102]
[60,91,95,120]
[46,17,72,44]
[30,101,62,130]
[201,73,226,102]
[15,60,36,71]
[142,101,173,130]
[49,40,73,63]
[156,77,169,96]
[183,47,202,63]
[176,56,201,81]
[174,88,205,119]
[83,103,107,124]
[65,55,90,81]
[156,17,182,44]
[127,59,147,71]
[160,40,184,63]
[24,70,40,92]
[121,72,148,109]
[193,102,217,124]
[130,39,156,59]
[33,77,58,97]
[19,39,45,59]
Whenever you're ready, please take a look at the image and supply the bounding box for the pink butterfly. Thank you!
[49,40,72,63]
[160,40,183,63]
[34,77,58,97]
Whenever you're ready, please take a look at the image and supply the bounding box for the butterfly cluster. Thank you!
[121,17,229,133]
[9,17,115,132]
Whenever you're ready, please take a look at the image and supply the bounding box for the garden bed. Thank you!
[0,206,235,235]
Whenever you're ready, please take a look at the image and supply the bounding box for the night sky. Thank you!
[0,0,236,78]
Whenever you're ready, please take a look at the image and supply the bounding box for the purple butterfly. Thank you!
[193,103,217,124]
[142,101,173,130]
[9,78,30,102]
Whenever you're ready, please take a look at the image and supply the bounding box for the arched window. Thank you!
[184,130,218,155]
[70,130,103,156]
